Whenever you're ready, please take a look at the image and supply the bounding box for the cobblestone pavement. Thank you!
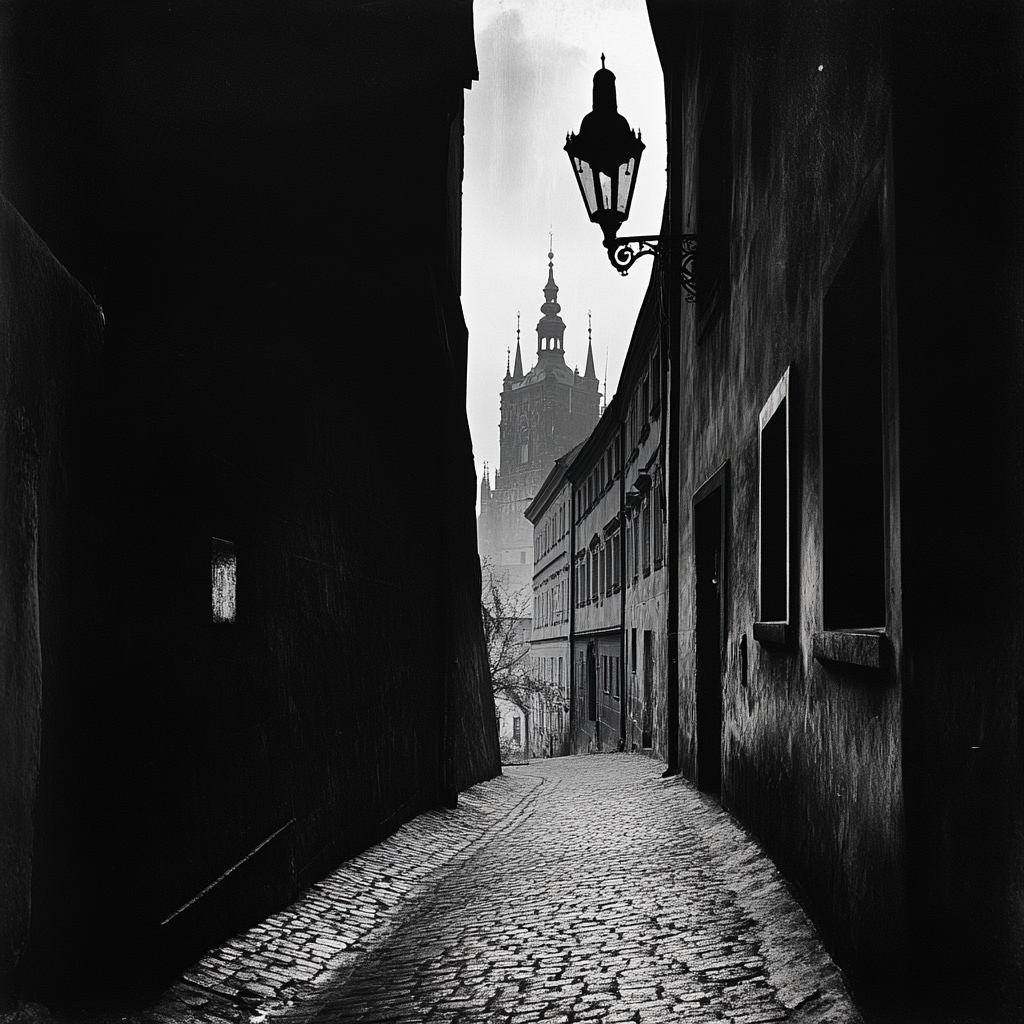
[31,755,863,1024]
[142,755,861,1024]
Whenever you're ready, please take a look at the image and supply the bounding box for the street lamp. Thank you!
[565,56,696,298]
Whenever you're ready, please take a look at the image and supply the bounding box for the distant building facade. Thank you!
[620,294,669,757]
[477,252,601,604]
[568,404,624,753]
[524,445,583,759]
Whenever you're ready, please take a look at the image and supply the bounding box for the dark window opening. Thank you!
[823,202,885,630]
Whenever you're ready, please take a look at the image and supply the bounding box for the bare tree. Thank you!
[480,559,560,709]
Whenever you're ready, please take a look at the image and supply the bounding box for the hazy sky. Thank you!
[464,0,666,504]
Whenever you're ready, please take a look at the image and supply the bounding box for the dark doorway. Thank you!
[586,642,597,720]
[642,630,654,748]
[694,472,726,796]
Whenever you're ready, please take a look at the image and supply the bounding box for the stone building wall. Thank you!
[0,0,500,1004]
[650,0,1023,1014]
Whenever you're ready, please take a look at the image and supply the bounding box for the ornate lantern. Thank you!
[564,55,645,250]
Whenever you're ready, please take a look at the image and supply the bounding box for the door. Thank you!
[694,472,726,795]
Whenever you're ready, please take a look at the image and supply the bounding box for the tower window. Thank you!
[212,537,236,624]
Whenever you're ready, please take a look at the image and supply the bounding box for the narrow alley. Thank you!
[132,757,860,1024]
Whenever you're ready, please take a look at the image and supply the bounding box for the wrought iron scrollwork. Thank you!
[605,234,698,302]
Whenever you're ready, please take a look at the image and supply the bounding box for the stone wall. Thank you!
[0,198,104,1006]
[651,0,1023,1014]
[0,0,499,1004]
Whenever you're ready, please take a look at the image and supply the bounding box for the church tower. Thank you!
[478,249,601,603]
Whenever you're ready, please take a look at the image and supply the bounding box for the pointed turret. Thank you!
[584,312,598,379]
[479,462,491,506]
[503,347,511,382]
[536,249,567,363]
[512,341,524,380]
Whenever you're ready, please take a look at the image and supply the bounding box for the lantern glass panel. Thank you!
[599,172,613,213]
[574,156,599,216]
[616,157,636,214]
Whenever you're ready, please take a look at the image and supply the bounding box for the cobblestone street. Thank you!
[116,755,861,1024]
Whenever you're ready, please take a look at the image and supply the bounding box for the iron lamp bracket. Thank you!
[605,234,698,301]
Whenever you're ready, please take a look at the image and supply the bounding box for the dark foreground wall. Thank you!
[892,1,1024,1013]
[0,199,104,1004]
[650,0,1022,1017]
[0,0,499,1004]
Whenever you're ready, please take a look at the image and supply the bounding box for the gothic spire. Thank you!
[584,310,597,379]
[536,247,567,362]
[513,311,524,379]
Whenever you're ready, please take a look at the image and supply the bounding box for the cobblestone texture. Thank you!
[9,756,863,1023]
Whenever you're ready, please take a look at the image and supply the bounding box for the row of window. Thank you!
[570,484,666,611]
[530,655,565,695]
[574,444,620,522]
[534,578,569,628]
[535,500,568,562]
[574,532,621,608]
[577,650,622,722]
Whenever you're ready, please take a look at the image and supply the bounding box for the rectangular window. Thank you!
[631,628,637,673]
[758,367,790,626]
[633,514,640,580]
[642,500,652,575]
[212,537,236,623]
[625,518,633,582]
[558,657,564,694]
[513,716,521,743]
[823,203,885,630]
[603,655,609,693]
[520,443,529,464]
[614,656,620,699]
[653,479,664,568]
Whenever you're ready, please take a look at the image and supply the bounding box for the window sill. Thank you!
[812,628,887,669]
[753,621,792,646]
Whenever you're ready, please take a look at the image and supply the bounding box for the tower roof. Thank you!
[585,309,598,380]
[536,248,567,364]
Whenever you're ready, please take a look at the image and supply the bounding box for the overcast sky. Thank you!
[464,0,666,505]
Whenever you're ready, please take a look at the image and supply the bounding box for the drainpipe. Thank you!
[619,426,627,749]
[568,485,577,752]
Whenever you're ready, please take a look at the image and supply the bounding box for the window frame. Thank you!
[754,366,792,645]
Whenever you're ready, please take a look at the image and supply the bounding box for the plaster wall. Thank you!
[0,199,103,1005]
[660,0,905,996]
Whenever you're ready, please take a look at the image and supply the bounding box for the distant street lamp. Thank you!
[565,55,696,298]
